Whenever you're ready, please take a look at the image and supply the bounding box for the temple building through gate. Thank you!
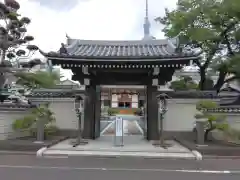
[40,1,200,140]
[100,85,145,108]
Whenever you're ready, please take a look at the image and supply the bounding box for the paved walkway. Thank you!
[100,115,144,136]
[42,135,196,159]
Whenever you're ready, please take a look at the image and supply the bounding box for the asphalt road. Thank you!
[0,155,240,180]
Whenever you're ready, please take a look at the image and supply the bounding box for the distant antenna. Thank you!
[143,0,150,37]
[142,0,155,40]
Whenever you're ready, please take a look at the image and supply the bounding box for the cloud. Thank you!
[0,0,177,80]
[30,0,80,11]
[16,0,177,53]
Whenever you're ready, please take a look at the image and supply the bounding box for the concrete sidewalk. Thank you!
[40,136,199,159]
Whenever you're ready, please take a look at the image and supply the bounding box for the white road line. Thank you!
[0,165,237,174]
[175,170,231,174]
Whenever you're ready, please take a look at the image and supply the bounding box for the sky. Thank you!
[16,0,178,52]
[3,0,179,79]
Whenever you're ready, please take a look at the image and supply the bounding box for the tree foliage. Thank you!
[11,70,60,138]
[14,71,60,91]
[195,100,228,141]
[156,0,240,91]
[12,103,57,138]
[0,0,40,88]
[0,0,38,62]
[170,75,198,90]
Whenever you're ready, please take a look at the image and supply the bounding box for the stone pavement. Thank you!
[41,135,197,159]
[100,115,144,136]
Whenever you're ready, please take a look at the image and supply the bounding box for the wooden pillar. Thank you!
[82,79,101,140]
[146,85,159,140]
[94,85,101,139]
[82,84,96,139]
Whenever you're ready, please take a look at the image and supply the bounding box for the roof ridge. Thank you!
[67,39,169,46]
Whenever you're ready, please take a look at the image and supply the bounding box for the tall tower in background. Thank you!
[142,0,155,40]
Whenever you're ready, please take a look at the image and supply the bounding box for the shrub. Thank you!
[30,124,58,138]
[134,108,142,116]
[195,100,228,141]
[107,108,119,116]
[224,128,240,142]
[196,100,218,110]
[12,103,56,139]
[170,76,198,90]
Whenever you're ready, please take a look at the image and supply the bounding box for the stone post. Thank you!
[35,117,45,143]
[76,111,82,144]
[153,93,169,147]
[73,95,88,146]
[196,120,205,145]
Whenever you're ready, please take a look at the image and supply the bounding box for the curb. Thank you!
[68,154,196,160]
[203,155,240,159]
[174,137,240,160]
[36,147,47,157]
[43,154,196,160]
[192,150,202,160]
[173,137,202,160]
[46,136,69,148]
[36,136,69,157]
[41,150,196,160]
[0,136,69,156]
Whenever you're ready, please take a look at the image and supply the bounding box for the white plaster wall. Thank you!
[49,99,78,130]
[0,110,30,140]
[164,98,240,132]
[26,97,240,137]
[29,98,78,130]
[164,99,199,131]
[0,97,79,140]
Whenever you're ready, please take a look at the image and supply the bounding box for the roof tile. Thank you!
[52,39,197,59]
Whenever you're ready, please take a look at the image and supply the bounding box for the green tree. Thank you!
[156,0,240,91]
[195,100,228,141]
[170,75,198,90]
[11,70,61,139]
[221,55,240,83]
[12,103,57,140]
[0,0,39,89]
[11,70,60,141]
[14,70,60,92]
